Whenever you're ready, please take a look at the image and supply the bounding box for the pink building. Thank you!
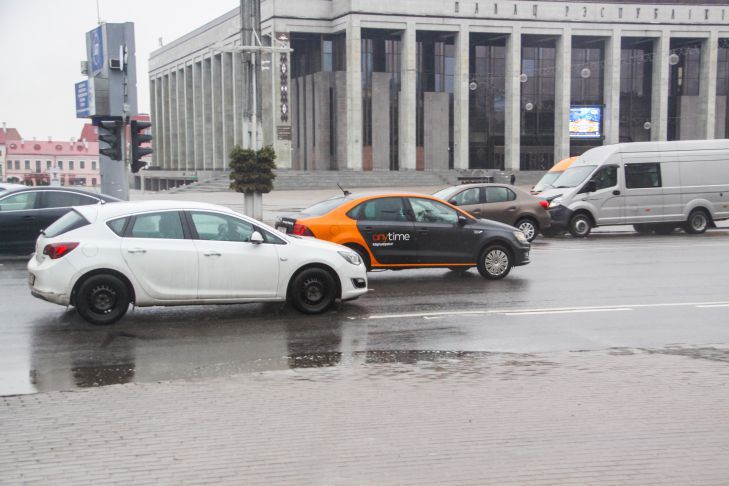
[4,125,100,187]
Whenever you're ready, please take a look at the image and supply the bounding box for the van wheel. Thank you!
[289,268,336,314]
[569,214,592,238]
[76,274,130,325]
[515,218,538,242]
[633,224,652,235]
[477,245,512,280]
[685,209,709,234]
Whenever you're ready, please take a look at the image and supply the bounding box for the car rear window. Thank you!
[43,210,90,238]
[301,196,349,217]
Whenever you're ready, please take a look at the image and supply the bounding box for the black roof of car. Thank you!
[0,186,121,202]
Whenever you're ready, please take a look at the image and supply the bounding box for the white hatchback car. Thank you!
[28,200,368,325]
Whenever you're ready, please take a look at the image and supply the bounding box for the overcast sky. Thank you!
[0,0,238,141]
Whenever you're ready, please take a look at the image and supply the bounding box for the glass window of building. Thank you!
[620,38,653,143]
[520,36,556,170]
[69,161,74,170]
[35,161,41,173]
[469,34,506,169]
[668,38,702,141]
[46,161,51,169]
[92,161,97,170]
[570,37,605,156]
[24,160,30,170]
[80,160,85,169]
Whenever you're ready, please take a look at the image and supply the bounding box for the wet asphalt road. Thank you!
[2,228,729,396]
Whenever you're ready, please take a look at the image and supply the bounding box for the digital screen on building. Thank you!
[569,106,603,139]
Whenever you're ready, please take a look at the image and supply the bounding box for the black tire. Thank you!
[346,244,371,271]
[684,209,710,234]
[515,218,538,242]
[76,274,130,325]
[289,268,337,314]
[569,213,592,238]
[477,245,513,280]
[633,224,652,235]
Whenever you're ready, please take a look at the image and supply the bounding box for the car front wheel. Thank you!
[289,268,337,314]
[76,274,130,325]
[477,245,512,280]
[569,213,592,238]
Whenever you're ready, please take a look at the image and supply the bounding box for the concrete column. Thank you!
[399,22,417,170]
[184,65,195,171]
[203,58,213,171]
[212,54,223,170]
[504,28,521,171]
[372,72,392,170]
[169,71,179,170]
[651,31,670,141]
[604,30,622,145]
[701,31,719,139]
[193,60,203,170]
[346,19,363,170]
[453,24,470,170]
[176,67,185,171]
[157,76,166,170]
[163,74,172,170]
[554,28,572,163]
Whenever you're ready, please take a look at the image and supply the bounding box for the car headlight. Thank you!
[338,250,362,266]
[513,231,528,244]
[548,197,563,208]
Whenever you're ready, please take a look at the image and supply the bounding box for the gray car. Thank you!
[433,184,552,242]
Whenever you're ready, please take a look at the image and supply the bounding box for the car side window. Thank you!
[0,192,38,211]
[43,191,98,208]
[451,188,482,206]
[349,198,408,222]
[625,163,662,189]
[485,187,516,203]
[593,165,618,190]
[129,212,185,239]
[409,198,459,224]
[190,212,255,242]
[107,217,130,236]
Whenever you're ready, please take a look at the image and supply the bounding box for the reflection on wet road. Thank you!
[2,229,729,395]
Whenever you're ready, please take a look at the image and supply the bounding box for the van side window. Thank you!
[593,166,618,190]
[625,163,662,189]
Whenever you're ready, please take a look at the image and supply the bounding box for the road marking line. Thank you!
[364,301,729,320]
[504,308,633,316]
[696,304,729,308]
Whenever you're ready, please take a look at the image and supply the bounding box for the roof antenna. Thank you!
[337,183,351,196]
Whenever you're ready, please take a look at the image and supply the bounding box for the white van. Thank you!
[540,140,729,237]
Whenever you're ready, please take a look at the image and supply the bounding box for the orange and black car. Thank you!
[275,193,531,279]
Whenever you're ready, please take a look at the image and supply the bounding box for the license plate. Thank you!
[28,274,35,287]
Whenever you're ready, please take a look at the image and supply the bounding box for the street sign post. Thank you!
[75,80,91,118]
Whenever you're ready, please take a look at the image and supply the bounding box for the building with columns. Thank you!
[148,0,729,181]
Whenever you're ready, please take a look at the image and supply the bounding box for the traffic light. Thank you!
[97,119,123,161]
[130,119,153,173]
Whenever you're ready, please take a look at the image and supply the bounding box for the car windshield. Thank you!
[532,173,561,192]
[552,165,597,188]
[432,187,461,201]
[301,196,350,217]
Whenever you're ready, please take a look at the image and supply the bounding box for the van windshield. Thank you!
[532,173,561,193]
[552,165,597,188]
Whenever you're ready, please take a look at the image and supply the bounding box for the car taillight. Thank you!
[43,242,79,259]
[539,200,549,209]
[292,223,315,237]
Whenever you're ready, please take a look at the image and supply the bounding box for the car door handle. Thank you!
[613,190,621,196]
[127,248,147,254]
[203,251,222,257]
[363,226,374,232]
[416,228,429,234]
[472,209,481,214]
[22,216,35,221]
[507,206,517,211]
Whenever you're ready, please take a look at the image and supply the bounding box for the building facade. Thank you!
[4,135,100,187]
[149,0,729,177]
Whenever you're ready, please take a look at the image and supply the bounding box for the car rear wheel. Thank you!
[76,274,130,325]
[477,245,512,280]
[515,218,538,242]
[569,213,592,238]
[684,209,709,234]
[289,268,337,314]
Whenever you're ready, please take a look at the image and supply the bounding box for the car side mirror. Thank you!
[585,180,597,193]
[251,231,264,244]
[457,215,469,226]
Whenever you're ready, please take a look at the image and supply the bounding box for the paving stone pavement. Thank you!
[2,346,729,485]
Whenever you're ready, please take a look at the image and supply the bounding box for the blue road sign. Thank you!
[75,80,91,118]
[90,26,104,75]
